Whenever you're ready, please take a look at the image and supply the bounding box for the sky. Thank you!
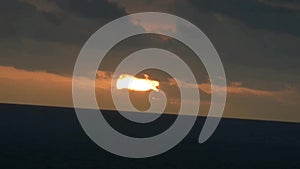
[0,0,300,122]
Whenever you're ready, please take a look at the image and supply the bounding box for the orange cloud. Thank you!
[168,78,297,99]
[130,15,177,34]
[0,66,72,107]
[0,66,113,107]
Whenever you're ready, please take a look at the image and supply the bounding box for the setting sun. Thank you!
[116,74,159,91]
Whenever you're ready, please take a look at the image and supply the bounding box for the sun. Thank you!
[116,74,159,92]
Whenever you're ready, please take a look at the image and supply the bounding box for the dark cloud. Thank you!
[189,0,300,36]
[53,0,126,19]
[41,12,61,25]
[258,0,300,11]
[0,0,299,91]
[0,0,126,42]
[0,0,127,74]
[0,0,32,38]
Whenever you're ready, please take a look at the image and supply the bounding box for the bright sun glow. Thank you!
[116,74,159,92]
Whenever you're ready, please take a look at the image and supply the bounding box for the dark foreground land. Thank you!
[0,103,299,169]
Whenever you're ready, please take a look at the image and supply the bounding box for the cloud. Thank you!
[0,38,81,75]
[167,77,300,121]
[20,0,59,12]
[0,0,130,76]
[258,0,300,11]
[52,0,126,19]
[0,0,299,122]
[0,0,126,41]
[0,66,72,107]
[110,0,187,34]
[167,78,298,102]
[109,0,176,14]
[130,16,177,34]
[0,66,299,122]
[189,0,300,36]
[0,66,112,107]
[20,0,126,18]
[1,0,299,91]
[112,0,300,36]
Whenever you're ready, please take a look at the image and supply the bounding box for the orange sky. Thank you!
[1,65,299,122]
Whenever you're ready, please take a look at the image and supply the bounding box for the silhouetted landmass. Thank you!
[0,103,299,169]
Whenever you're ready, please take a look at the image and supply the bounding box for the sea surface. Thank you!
[0,103,299,169]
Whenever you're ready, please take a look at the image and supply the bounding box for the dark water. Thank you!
[0,103,299,169]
